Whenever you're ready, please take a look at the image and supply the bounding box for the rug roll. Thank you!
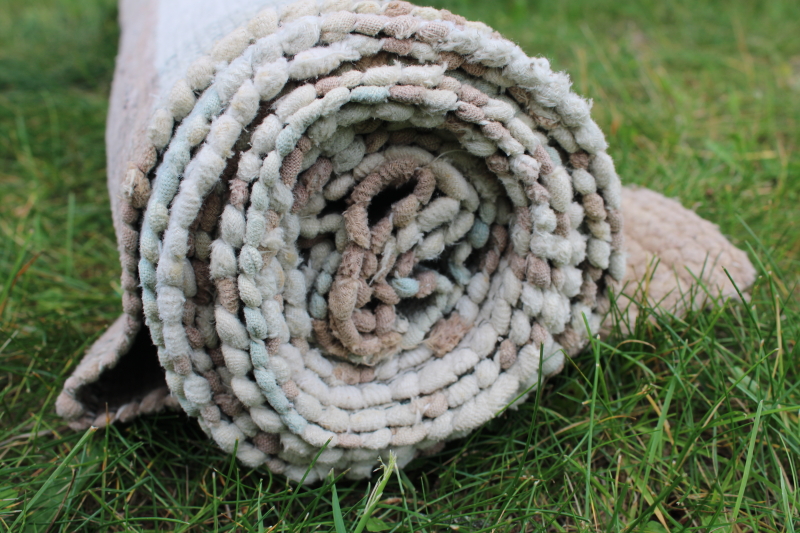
[56,0,756,483]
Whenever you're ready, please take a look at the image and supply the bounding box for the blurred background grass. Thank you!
[0,0,798,531]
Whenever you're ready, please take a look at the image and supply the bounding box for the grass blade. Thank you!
[730,399,764,528]
[331,484,346,533]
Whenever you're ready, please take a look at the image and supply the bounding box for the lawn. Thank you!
[1,0,799,531]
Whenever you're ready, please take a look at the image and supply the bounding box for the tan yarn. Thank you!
[611,187,755,331]
[55,0,755,484]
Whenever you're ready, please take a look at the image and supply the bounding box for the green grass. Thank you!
[1,0,799,530]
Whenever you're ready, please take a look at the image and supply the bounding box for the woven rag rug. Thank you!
[56,0,756,483]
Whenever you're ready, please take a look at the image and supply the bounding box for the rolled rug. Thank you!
[56,0,756,483]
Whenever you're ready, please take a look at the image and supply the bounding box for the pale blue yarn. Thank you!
[309,292,328,319]
[250,181,270,210]
[238,245,263,277]
[468,219,490,249]
[449,263,472,286]
[152,88,223,206]
[392,277,419,298]
[254,367,280,394]
[139,223,161,261]
[153,169,181,207]
[266,387,291,414]
[350,86,389,105]
[244,209,266,246]
[244,306,269,339]
[544,145,563,167]
[142,286,158,316]
[141,288,157,317]
[250,340,269,368]
[282,411,308,434]
[275,125,301,156]
[197,89,222,120]
[138,257,157,287]
[138,87,225,333]
[314,271,332,294]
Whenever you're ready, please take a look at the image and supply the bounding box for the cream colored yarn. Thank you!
[55,0,755,485]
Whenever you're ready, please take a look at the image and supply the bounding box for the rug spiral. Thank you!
[126,0,625,482]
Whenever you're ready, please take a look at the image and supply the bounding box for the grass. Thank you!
[1,0,799,530]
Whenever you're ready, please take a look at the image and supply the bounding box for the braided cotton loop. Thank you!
[133,0,624,483]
